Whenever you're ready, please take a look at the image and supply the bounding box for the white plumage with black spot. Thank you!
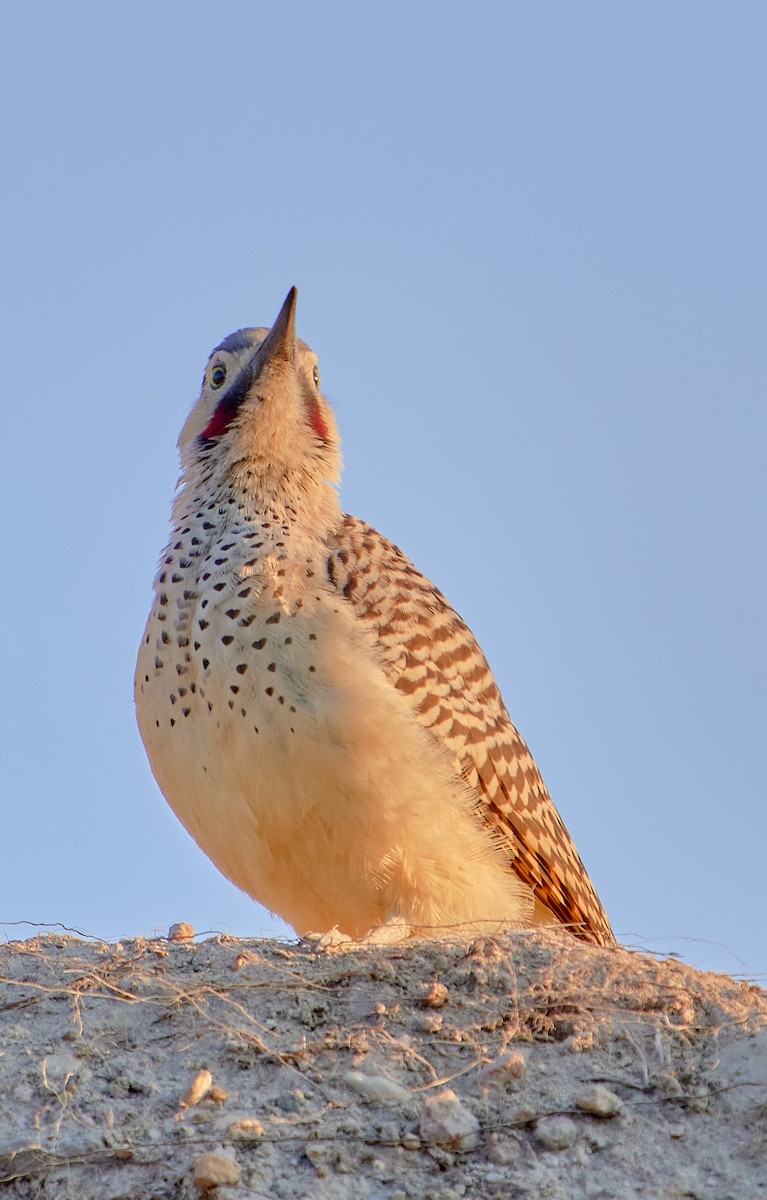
[135,289,613,946]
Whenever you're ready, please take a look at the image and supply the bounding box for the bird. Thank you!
[135,288,614,947]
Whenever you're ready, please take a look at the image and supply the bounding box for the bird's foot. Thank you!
[359,918,414,946]
[302,918,414,951]
[302,925,352,949]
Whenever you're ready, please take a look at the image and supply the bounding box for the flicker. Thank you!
[135,288,614,946]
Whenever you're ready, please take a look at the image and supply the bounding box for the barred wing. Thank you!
[326,515,613,946]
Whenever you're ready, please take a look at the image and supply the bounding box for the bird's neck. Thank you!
[171,465,342,557]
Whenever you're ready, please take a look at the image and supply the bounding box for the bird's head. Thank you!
[179,288,341,504]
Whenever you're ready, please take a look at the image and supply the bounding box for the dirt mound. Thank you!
[1,928,765,1198]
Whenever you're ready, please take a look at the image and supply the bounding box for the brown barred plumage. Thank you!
[327,517,613,946]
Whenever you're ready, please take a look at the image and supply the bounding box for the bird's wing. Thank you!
[326,514,614,946]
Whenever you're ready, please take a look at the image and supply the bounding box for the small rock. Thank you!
[169,922,196,943]
[488,1133,521,1164]
[209,1086,228,1103]
[510,1105,537,1125]
[575,1084,622,1117]
[417,1013,443,1034]
[182,1069,213,1108]
[343,1070,410,1103]
[228,1118,265,1141]
[419,1089,480,1152]
[686,1089,710,1114]
[194,1150,240,1189]
[534,1115,578,1151]
[427,1144,456,1167]
[480,1050,526,1088]
[422,981,449,1008]
[305,1142,332,1175]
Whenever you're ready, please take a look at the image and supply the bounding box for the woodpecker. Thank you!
[135,288,614,946]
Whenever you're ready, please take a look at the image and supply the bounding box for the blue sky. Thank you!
[2,3,764,977]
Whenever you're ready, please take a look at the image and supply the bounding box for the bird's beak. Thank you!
[257,286,298,368]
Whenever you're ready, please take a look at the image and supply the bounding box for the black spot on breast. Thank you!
[222,635,234,645]
[252,638,266,650]
[236,663,248,674]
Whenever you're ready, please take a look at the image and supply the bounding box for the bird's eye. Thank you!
[211,364,227,389]
[312,364,321,389]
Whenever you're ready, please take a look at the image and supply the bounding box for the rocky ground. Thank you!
[0,926,765,1198]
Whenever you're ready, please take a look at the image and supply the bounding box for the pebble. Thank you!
[534,1115,579,1150]
[480,1050,527,1088]
[419,1089,480,1152]
[193,1150,240,1189]
[228,1118,265,1141]
[422,981,449,1008]
[343,1070,410,1103]
[488,1133,521,1165]
[575,1084,622,1117]
[168,922,196,943]
[182,1069,213,1108]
